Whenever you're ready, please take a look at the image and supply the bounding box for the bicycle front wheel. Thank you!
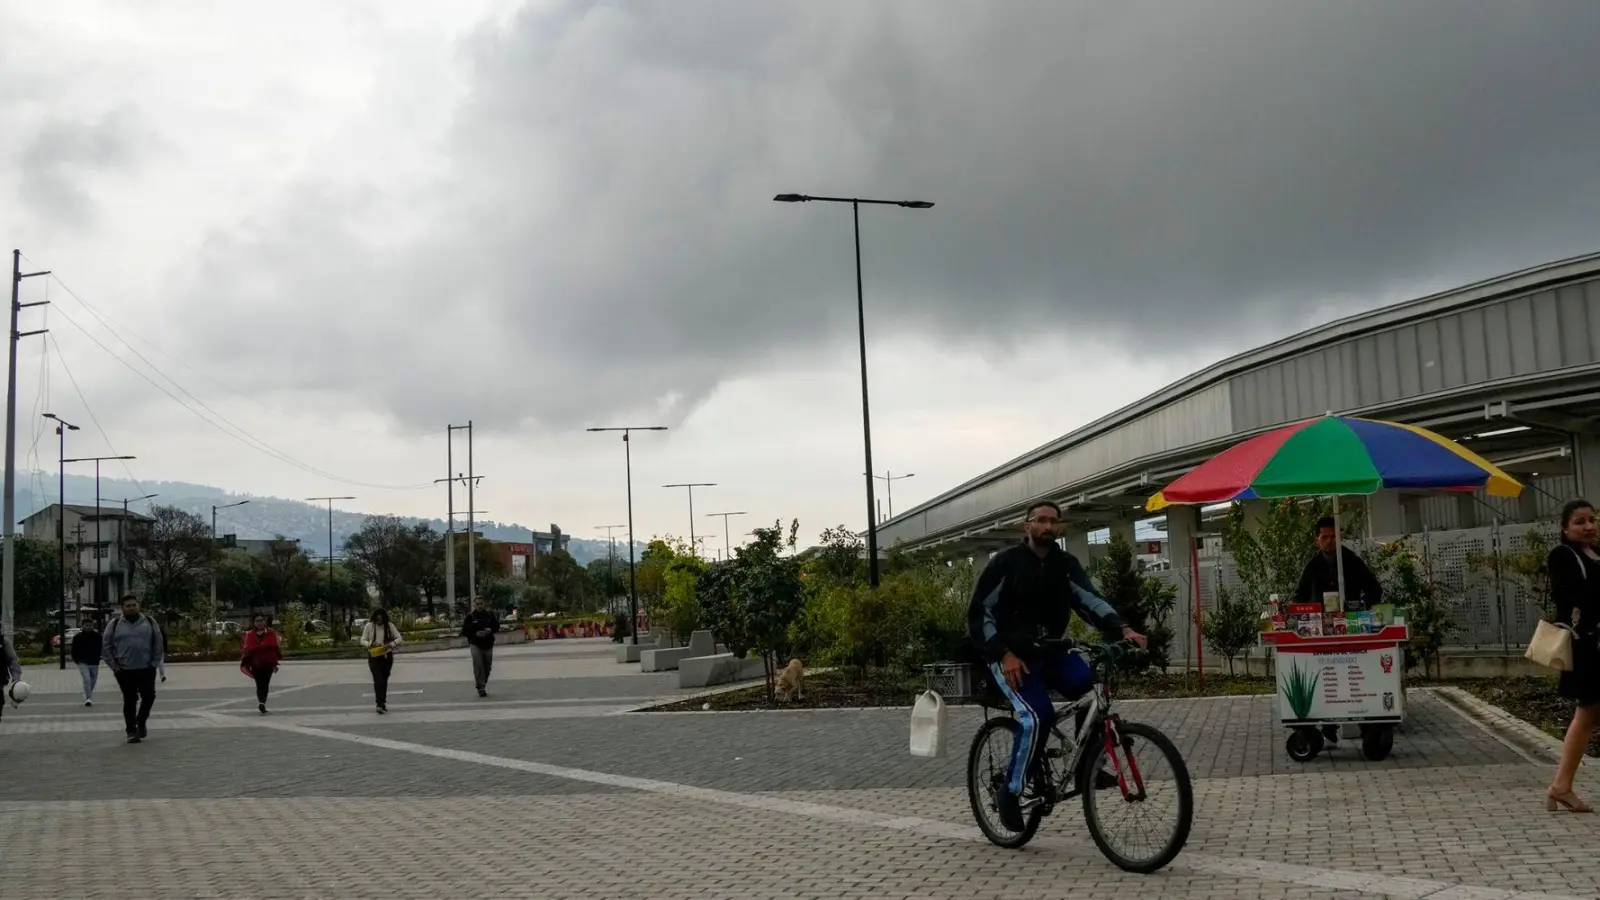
[1081,720,1193,874]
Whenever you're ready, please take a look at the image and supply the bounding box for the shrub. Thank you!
[1090,533,1177,672]
[1203,586,1260,676]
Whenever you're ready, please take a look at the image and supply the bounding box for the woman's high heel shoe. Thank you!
[1546,790,1593,813]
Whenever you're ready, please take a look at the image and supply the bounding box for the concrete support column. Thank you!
[1061,528,1091,561]
[1365,491,1405,538]
[1574,432,1600,505]
[1454,494,1479,530]
[1109,518,1137,548]
[1164,506,1201,673]
[1238,500,1271,531]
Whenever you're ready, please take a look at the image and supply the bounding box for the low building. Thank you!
[19,503,156,613]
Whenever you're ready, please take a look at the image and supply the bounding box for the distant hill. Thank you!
[12,472,640,566]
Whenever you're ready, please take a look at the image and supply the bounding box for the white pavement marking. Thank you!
[361,690,424,698]
[219,713,1589,900]
[191,682,322,712]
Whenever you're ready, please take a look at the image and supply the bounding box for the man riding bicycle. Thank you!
[967,499,1147,831]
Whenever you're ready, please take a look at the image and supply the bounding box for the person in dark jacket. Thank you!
[460,597,501,697]
[966,500,1146,832]
[1294,517,1383,612]
[72,619,103,706]
[1545,499,1600,813]
[0,625,20,725]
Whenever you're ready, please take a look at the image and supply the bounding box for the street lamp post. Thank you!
[43,413,77,670]
[211,500,250,629]
[61,454,135,619]
[306,496,354,623]
[869,470,915,521]
[662,483,715,553]
[586,426,667,644]
[705,511,747,560]
[111,493,157,611]
[773,193,933,587]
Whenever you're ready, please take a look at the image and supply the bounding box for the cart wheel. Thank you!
[1360,725,1395,762]
[1286,727,1322,762]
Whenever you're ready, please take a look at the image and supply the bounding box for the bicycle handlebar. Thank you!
[1039,637,1146,665]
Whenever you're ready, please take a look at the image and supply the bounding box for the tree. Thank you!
[587,556,626,604]
[1091,532,1177,672]
[697,519,805,703]
[531,549,592,613]
[126,505,215,617]
[1467,524,1556,620]
[1203,587,1260,676]
[256,537,318,614]
[447,533,510,611]
[304,562,368,638]
[216,550,264,616]
[634,538,682,618]
[808,525,865,587]
[343,515,433,610]
[1373,536,1459,678]
[1,536,63,626]
[657,553,706,642]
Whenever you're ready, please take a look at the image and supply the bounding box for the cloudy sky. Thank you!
[4,0,1600,549]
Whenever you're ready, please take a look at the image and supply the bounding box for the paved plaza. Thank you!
[1,638,1596,899]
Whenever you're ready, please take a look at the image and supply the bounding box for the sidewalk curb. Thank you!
[1425,685,1585,767]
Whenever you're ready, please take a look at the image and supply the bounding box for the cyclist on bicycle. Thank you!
[967,499,1147,831]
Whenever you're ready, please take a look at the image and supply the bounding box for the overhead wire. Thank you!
[47,305,431,492]
[40,269,438,441]
[24,290,50,509]
[48,334,148,499]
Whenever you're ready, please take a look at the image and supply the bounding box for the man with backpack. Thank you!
[460,597,500,697]
[102,593,165,743]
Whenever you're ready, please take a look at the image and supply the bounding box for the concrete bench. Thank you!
[678,652,766,689]
[640,646,695,672]
[614,635,660,664]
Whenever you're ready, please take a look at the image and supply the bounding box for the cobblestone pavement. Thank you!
[2,639,1596,899]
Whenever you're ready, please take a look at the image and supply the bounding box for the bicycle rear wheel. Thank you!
[967,717,1043,849]
[1081,720,1193,873]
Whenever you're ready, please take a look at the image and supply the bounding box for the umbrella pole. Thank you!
[1333,494,1347,612]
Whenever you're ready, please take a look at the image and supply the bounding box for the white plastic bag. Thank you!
[909,690,948,758]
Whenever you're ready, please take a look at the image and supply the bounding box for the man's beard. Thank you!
[123,611,137,620]
[1027,532,1055,548]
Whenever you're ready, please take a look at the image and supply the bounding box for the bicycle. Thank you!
[965,639,1194,873]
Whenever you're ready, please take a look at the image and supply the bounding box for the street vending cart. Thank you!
[1261,619,1410,761]
[1146,413,1526,762]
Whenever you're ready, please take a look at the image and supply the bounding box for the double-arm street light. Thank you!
[587,426,667,644]
[705,510,747,560]
[61,452,136,619]
[870,470,915,521]
[210,500,250,628]
[774,193,933,587]
[307,496,355,619]
[42,413,78,669]
[662,482,715,552]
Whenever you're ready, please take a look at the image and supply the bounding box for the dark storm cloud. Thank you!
[15,108,145,228]
[171,0,1600,432]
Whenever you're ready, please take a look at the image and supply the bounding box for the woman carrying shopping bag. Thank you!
[240,614,283,714]
[360,609,402,714]
[1544,499,1600,813]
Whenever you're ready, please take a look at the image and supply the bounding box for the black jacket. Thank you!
[71,629,102,666]
[967,541,1126,664]
[1294,546,1382,611]
[460,611,500,649]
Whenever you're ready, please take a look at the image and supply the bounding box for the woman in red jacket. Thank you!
[240,614,283,714]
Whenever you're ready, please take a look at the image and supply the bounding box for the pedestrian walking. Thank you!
[240,614,282,714]
[0,625,20,726]
[360,608,402,714]
[460,597,500,697]
[1545,499,1600,813]
[102,593,165,744]
[72,619,102,706]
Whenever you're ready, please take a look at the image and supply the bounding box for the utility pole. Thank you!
[705,511,747,560]
[663,482,715,552]
[43,413,77,669]
[210,500,250,630]
[466,420,476,605]
[112,493,157,607]
[306,496,354,623]
[4,249,50,642]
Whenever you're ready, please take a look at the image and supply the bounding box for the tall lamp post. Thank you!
[596,524,625,618]
[111,493,157,610]
[586,426,667,644]
[61,454,135,617]
[662,482,715,552]
[705,511,747,560]
[43,413,78,670]
[869,470,915,521]
[773,192,933,587]
[306,496,354,623]
[210,500,250,629]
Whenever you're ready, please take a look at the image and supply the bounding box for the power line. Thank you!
[48,334,146,498]
[40,268,438,441]
[48,307,430,492]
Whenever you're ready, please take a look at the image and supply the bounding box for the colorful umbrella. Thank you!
[1146,415,1523,511]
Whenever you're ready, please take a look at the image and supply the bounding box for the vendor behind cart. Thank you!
[1294,516,1384,747]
